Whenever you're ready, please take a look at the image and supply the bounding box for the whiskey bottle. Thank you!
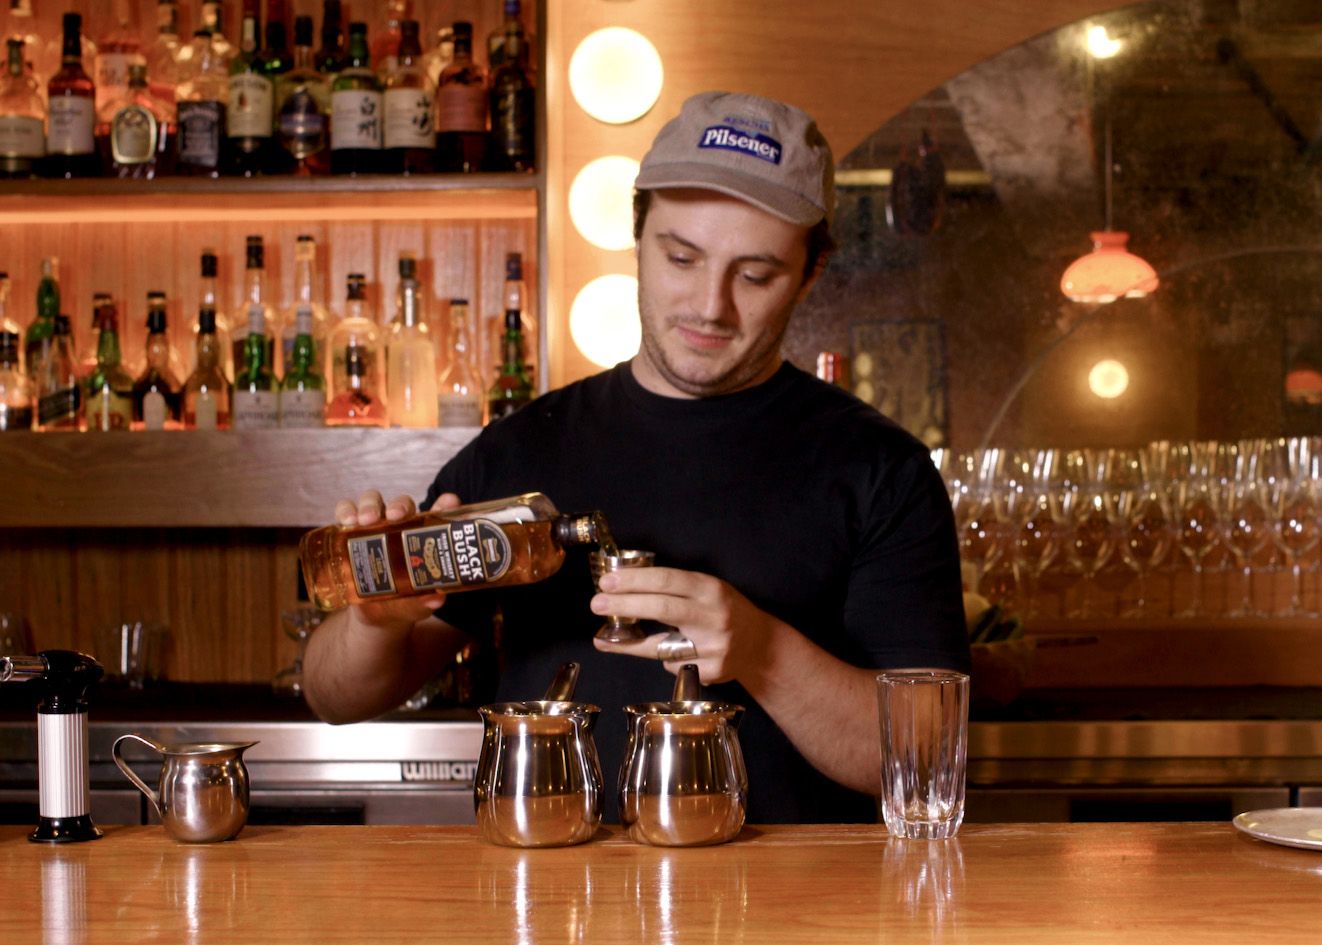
[486,0,533,75]
[231,235,279,376]
[97,63,175,179]
[385,254,437,428]
[226,10,273,177]
[83,294,134,432]
[43,13,97,179]
[0,274,18,360]
[279,304,326,428]
[326,273,385,427]
[329,22,381,176]
[371,0,411,84]
[315,0,346,76]
[231,302,278,429]
[299,493,611,610]
[176,2,235,75]
[132,292,183,430]
[434,22,486,174]
[260,0,292,80]
[273,15,329,176]
[486,253,534,421]
[35,314,79,431]
[93,0,144,114]
[145,0,181,105]
[175,29,229,178]
[23,257,59,379]
[436,298,483,427]
[382,19,433,175]
[280,234,329,372]
[187,250,233,379]
[0,38,45,179]
[486,19,533,172]
[0,330,33,431]
[184,306,230,430]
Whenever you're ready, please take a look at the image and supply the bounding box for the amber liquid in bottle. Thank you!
[299,493,610,610]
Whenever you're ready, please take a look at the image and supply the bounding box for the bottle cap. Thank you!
[198,306,217,334]
[0,330,19,352]
[453,21,473,39]
[505,252,523,280]
[246,235,264,269]
[346,273,367,300]
[128,63,147,85]
[348,21,367,37]
[450,297,469,306]
[201,251,218,278]
[147,307,167,334]
[54,314,71,335]
[398,254,417,280]
[62,12,81,35]
[294,15,314,47]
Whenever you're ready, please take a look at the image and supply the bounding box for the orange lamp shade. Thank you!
[1060,231,1159,303]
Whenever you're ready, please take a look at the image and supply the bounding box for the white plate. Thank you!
[1233,808,1322,851]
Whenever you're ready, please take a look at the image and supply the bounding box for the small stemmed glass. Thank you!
[1115,448,1172,619]
[1062,450,1116,618]
[1223,442,1272,618]
[1010,448,1065,619]
[1270,438,1320,618]
[1173,443,1223,619]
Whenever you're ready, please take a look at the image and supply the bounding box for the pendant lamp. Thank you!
[1060,117,1158,303]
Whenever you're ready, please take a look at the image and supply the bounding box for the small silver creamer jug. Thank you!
[112,733,257,843]
[474,662,603,847]
[620,664,748,846]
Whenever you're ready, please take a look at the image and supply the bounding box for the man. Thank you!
[304,91,969,823]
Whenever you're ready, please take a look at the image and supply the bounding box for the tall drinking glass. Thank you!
[1270,439,1320,617]
[1174,459,1222,619]
[1116,480,1172,618]
[877,670,968,840]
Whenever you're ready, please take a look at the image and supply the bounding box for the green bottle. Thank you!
[83,295,135,432]
[329,21,381,175]
[279,305,326,428]
[226,11,273,176]
[486,252,535,422]
[24,257,60,373]
[232,303,278,429]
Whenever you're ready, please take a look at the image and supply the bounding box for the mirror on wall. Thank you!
[790,0,1322,449]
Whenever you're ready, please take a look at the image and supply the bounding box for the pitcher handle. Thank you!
[112,733,166,814]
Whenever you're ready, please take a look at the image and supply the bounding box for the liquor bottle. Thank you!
[326,272,384,427]
[146,0,181,105]
[4,0,43,87]
[177,2,234,72]
[423,25,454,90]
[226,9,273,177]
[0,273,17,356]
[329,22,381,176]
[43,13,97,179]
[96,63,176,179]
[273,15,329,176]
[437,298,483,427]
[93,0,145,114]
[382,20,433,175]
[183,305,230,430]
[370,0,410,84]
[492,250,536,383]
[188,250,233,379]
[386,254,437,428]
[0,38,44,179]
[434,22,486,174]
[487,0,535,80]
[301,493,612,610]
[231,301,277,429]
[83,295,134,432]
[35,1,97,96]
[0,329,33,431]
[280,234,329,373]
[35,314,79,431]
[486,20,534,173]
[132,292,183,430]
[315,0,346,76]
[24,257,59,378]
[279,304,325,428]
[261,0,292,79]
[487,254,534,421]
[232,235,279,376]
[175,29,229,178]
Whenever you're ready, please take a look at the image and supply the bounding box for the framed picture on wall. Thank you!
[850,319,949,447]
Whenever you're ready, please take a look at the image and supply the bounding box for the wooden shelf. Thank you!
[0,428,479,528]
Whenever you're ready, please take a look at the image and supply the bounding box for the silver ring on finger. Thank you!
[656,631,698,662]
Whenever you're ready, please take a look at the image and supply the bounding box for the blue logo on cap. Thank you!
[698,125,782,165]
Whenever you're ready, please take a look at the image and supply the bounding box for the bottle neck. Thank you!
[61,26,80,62]
[245,267,266,305]
[145,329,169,369]
[449,308,472,354]
[6,43,21,78]
[346,32,369,67]
[196,330,219,368]
[200,275,218,310]
[294,255,316,304]
[240,16,258,55]
[158,3,179,38]
[398,281,420,328]
[37,277,59,321]
[96,325,122,367]
[243,330,266,370]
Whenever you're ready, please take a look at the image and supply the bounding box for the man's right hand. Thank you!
[334,489,463,631]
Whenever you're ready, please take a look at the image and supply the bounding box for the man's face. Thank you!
[632,189,816,399]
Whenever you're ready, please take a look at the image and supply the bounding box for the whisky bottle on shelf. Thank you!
[330,22,381,176]
[487,254,535,421]
[0,330,33,432]
[300,493,612,611]
[274,15,329,176]
[184,306,230,430]
[486,0,533,75]
[279,304,325,428]
[146,0,181,105]
[315,0,346,76]
[0,38,45,179]
[177,1,234,74]
[97,63,175,178]
[437,298,483,427]
[187,250,232,378]
[371,0,410,84]
[281,234,329,372]
[35,314,79,432]
[93,0,145,114]
[132,292,183,431]
[386,254,437,428]
[382,19,432,175]
[260,0,292,80]
[423,25,454,90]
[326,272,385,427]
[175,29,229,178]
[0,274,17,357]
[232,235,279,376]
[231,302,278,429]
[43,13,97,179]
[226,9,273,177]
[24,257,59,379]
[83,294,134,432]
[487,20,534,173]
[435,21,486,174]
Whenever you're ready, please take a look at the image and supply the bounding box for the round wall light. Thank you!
[569,156,641,251]
[1088,359,1129,399]
[569,28,664,125]
[570,274,641,367]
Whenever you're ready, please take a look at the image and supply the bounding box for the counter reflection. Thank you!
[881,838,966,941]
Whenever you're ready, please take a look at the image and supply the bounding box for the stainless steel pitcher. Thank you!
[112,733,257,843]
[619,664,748,846]
[474,662,603,847]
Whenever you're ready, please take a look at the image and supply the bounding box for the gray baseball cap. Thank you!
[635,91,835,227]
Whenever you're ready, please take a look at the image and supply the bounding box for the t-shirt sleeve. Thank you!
[844,448,971,672]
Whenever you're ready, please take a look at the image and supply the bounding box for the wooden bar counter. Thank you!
[1,822,1315,943]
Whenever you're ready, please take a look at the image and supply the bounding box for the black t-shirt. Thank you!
[422,361,969,824]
